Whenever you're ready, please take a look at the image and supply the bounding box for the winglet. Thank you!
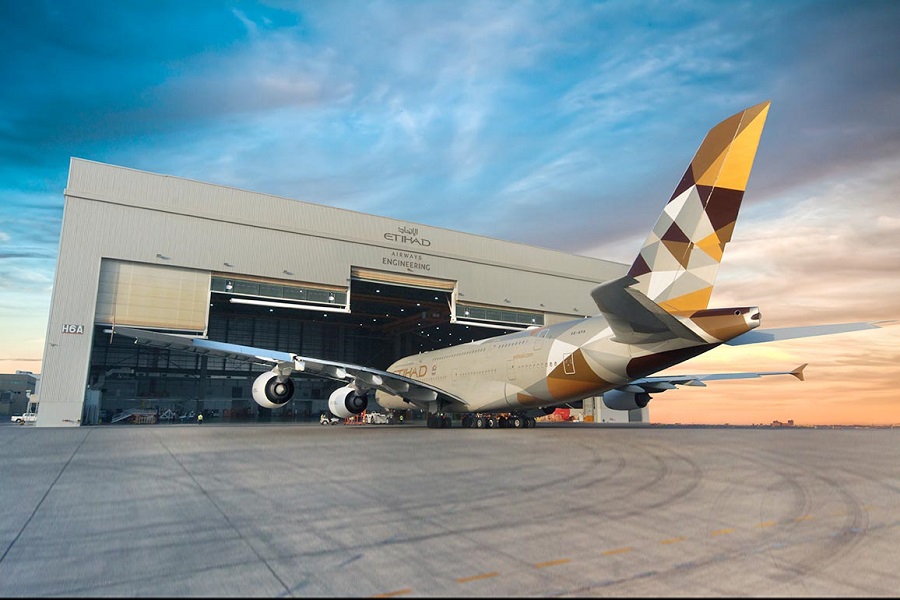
[791,363,807,381]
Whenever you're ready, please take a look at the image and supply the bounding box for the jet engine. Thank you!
[328,385,369,419]
[602,389,651,411]
[252,371,295,409]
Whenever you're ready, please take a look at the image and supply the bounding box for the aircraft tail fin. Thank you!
[627,101,770,313]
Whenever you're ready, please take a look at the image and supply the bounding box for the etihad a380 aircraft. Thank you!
[115,101,880,428]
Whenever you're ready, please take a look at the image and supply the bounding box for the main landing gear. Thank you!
[426,413,538,429]
[460,413,536,429]
[426,413,453,429]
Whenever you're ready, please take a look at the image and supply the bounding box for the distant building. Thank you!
[0,371,40,417]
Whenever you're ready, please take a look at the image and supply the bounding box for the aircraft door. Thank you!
[506,359,516,381]
[563,352,576,375]
[533,328,549,351]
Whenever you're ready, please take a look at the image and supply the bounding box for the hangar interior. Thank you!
[38,158,630,427]
[91,269,541,423]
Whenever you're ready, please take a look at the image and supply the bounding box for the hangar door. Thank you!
[350,267,457,292]
[94,259,210,334]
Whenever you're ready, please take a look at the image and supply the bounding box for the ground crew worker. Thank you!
[197,412,203,425]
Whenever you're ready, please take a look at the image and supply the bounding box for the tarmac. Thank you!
[0,421,898,597]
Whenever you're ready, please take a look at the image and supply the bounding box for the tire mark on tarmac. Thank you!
[748,444,871,588]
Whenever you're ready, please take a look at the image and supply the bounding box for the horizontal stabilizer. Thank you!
[726,322,881,346]
[628,364,808,394]
[591,276,704,344]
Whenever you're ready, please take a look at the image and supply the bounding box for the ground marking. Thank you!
[601,546,633,556]
[534,558,571,568]
[660,536,687,545]
[371,588,413,598]
[456,572,500,584]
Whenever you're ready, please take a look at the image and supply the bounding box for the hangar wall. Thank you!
[37,158,627,426]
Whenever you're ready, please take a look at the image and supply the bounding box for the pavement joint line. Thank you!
[601,546,633,556]
[456,571,500,583]
[371,588,413,597]
[710,528,734,536]
[0,429,93,566]
[534,558,571,568]
[154,432,293,596]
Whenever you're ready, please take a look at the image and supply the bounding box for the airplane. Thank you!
[113,101,881,428]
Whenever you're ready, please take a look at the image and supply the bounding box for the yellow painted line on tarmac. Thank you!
[456,572,500,584]
[534,558,571,569]
[793,515,814,522]
[601,546,633,556]
[371,588,413,598]
[754,520,777,528]
[710,528,734,537]
[660,536,687,545]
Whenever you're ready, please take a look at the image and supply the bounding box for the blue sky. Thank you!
[1,1,899,423]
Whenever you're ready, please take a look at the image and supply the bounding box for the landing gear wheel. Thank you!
[475,417,486,429]
[527,417,536,428]
[442,415,452,428]
[511,416,524,428]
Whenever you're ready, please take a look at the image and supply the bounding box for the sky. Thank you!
[1,0,898,425]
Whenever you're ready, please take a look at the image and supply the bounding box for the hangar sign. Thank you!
[62,324,85,334]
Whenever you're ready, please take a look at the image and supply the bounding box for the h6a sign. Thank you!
[62,324,85,334]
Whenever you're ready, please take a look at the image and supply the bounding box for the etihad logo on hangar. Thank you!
[384,225,431,247]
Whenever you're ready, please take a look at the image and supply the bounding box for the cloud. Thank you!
[710,156,900,326]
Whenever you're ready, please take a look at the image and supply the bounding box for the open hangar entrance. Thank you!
[87,267,539,424]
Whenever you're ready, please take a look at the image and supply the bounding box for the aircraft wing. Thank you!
[725,322,883,345]
[622,363,807,393]
[110,326,466,409]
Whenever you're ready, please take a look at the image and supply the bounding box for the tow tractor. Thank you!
[319,412,342,425]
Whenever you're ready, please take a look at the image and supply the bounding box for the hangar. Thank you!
[36,158,629,427]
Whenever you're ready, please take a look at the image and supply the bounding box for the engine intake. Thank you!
[252,371,295,409]
[328,385,369,419]
[602,389,651,411]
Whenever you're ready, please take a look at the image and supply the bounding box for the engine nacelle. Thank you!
[328,385,369,419]
[602,389,651,411]
[252,371,295,409]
